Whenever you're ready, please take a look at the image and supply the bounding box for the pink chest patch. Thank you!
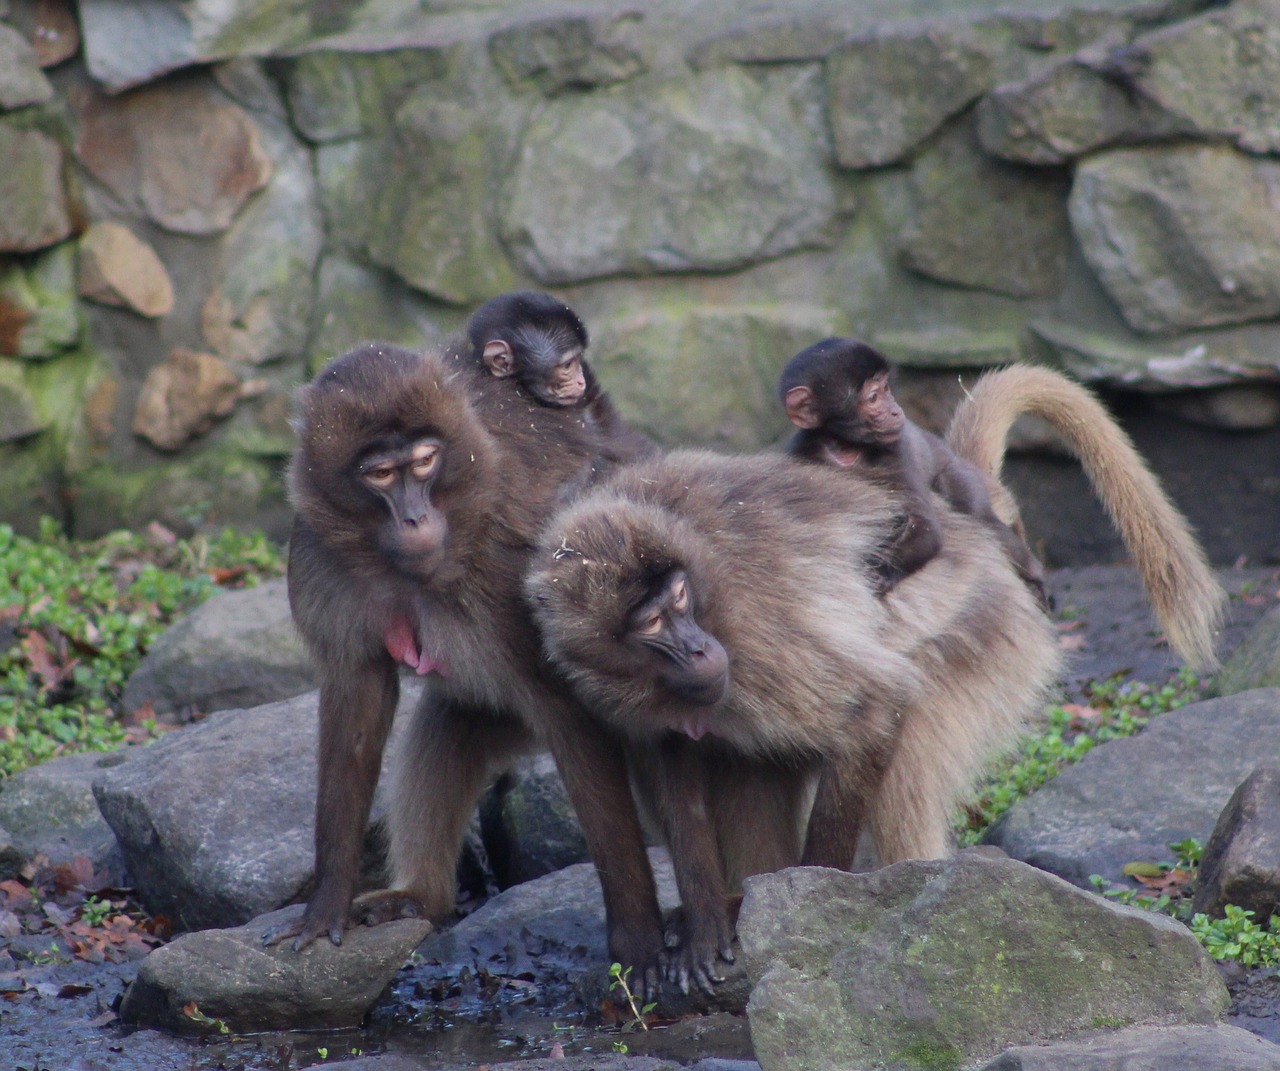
[681,718,712,741]
[384,615,449,678]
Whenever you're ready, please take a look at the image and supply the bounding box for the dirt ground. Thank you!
[1045,563,1279,700]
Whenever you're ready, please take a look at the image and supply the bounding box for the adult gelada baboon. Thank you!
[266,342,669,992]
[527,365,1225,991]
[527,450,1054,990]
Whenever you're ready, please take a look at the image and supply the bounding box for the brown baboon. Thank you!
[528,365,1224,992]
[265,341,669,996]
[528,449,1053,990]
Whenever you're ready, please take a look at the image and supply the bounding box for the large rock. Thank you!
[131,347,242,452]
[362,85,520,304]
[29,0,80,68]
[980,1024,1280,1070]
[79,0,318,92]
[120,904,432,1033]
[0,23,53,109]
[0,243,80,360]
[1192,767,1280,920]
[1069,144,1280,335]
[827,25,992,169]
[77,222,175,318]
[986,690,1280,890]
[282,46,453,141]
[0,244,80,360]
[0,750,127,880]
[501,68,838,284]
[0,123,72,253]
[92,689,408,930]
[1129,0,1280,156]
[72,76,273,236]
[899,119,1071,298]
[487,11,647,94]
[591,301,845,451]
[198,110,321,365]
[121,578,315,717]
[977,46,1186,165]
[0,360,44,444]
[739,856,1228,1071]
[305,256,456,376]
[981,1,1280,164]
[1030,309,1280,393]
[1217,605,1280,696]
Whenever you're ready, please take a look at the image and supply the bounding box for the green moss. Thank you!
[71,452,287,539]
[895,1041,964,1071]
[0,245,81,359]
[1091,1015,1135,1029]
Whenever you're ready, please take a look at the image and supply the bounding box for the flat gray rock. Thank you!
[119,903,432,1033]
[740,855,1228,1071]
[980,1023,1280,1070]
[987,689,1280,889]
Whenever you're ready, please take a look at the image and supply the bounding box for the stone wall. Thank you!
[1,0,1277,554]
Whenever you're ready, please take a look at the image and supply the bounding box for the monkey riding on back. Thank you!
[465,290,656,465]
[779,337,1046,603]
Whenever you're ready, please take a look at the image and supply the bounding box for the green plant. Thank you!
[959,669,1203,844]
[78,895,114,927]
[608,962,655,1032]
[1089,838,1280,968]
[1190,907,1280,968]
[0,519,283,778]
[27,942,71,966]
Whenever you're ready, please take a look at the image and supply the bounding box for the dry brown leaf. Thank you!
[209,565,248,586]
[0,880,33,910]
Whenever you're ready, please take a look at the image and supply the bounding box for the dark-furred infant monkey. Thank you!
[467,290,591,408]
[465,290,657,464]
[779,337,1046,603]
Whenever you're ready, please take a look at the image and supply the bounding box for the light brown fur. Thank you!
[527,371,1226,983]
[947,364,1226,670]
[528,450,1060,986]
